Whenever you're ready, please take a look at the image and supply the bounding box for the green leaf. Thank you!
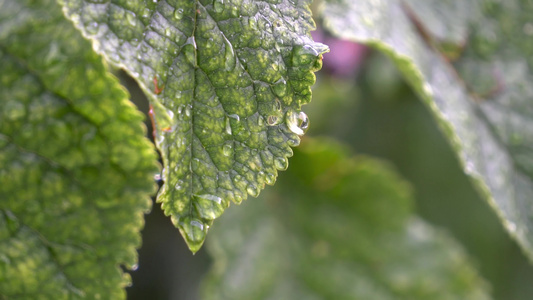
[0,0,158,298]
[202,138,491,299]
[322,0,533,259]
[58,0,328,252]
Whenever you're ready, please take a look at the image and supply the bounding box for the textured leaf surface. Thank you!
[0,0,158,298]
[322,0,533,259]
[59,0,328,252]
[202,138,491,300]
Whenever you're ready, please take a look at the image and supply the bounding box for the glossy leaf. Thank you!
[322,0,533,259]
[59,0,328,252]
[202,138,491,299]
[0,0,158,298]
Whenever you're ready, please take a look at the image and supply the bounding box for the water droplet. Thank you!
[274,157,288,170]
[286,110,309,136]
[223,143,233,156]
[248,15,258,30]
[264,22,273,33]
[183,37,198,67]
[287,138,299,147]
[222,35,236,71]
[246,184,259,197]
[178,217,207,252]
[195,194,222,204]
[267,115,279,126]
[126,11,137,26]
[185,105,192,118]
[232,174,247,190]
[228,114,240,121]
[275,98,282,111]
[86,22,99,35]
[174,8,184,20]
[271,77,287,97]
[213,0,224,13]
[257,116,264,126]
[225,117,232,134]
[292,42,329,66]
[155,132,165,144]
[165,28,172,37]
[265,173,276,185]
[175,180,184,190]
[154,173,162,181]
[142,8,151,18]
[166,109,175,121]
[233,192,244,204]
[131,264,139,271]
[507,221,517,233]
[205,37,214,49]
[230,6,239,17]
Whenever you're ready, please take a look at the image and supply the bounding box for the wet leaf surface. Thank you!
[59,0,328,252]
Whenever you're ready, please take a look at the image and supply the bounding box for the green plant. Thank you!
[1,0,533,298]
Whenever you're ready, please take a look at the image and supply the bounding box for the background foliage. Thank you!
[125,51,533,300]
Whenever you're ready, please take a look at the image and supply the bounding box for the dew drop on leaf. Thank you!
[274,157,288,171]
[248,15,258,30]
[175,180,184,190]
[194,194,225,219]
[86,22,99,35]
[265,173,276,185]
[141,7,151,18]
[267,115,279,126]
[271,77,287,97]
[292,42,329,66]
[179,217,207,249]
[286,110,309,135]
[126,11,137,26]
[174,8,184,20]
[223,35,236,71]
[246,184,259,197]
[287,138,300,147]
[196,194,222,204]
[225,117,232,134]
[275,98,282,111]
[183,37,198,67]
[228,114,240,122]
[222,143,233,157]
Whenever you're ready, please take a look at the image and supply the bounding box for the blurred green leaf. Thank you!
[59,0,328,252]
[322,0,533,260]
[0,0,158,298]
[202,138,491,300]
